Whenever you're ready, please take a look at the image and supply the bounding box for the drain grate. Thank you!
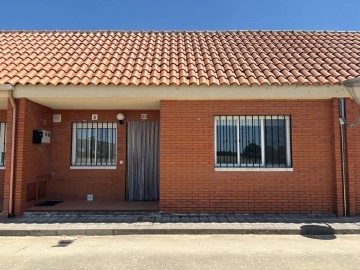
[53,239,75,247]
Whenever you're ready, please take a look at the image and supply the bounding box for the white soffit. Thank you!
[30,98,160,110]
[14,84,350,99]
[10,84,351,109]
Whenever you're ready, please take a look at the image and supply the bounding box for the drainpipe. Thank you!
[0,84,15,217]
[339,98,348,216]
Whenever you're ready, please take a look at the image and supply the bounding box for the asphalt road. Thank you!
[0,235,360,270]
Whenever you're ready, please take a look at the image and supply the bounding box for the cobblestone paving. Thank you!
[1,213,360,236]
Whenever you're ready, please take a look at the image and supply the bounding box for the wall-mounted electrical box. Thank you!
[41,130,51,143]
[32,130,51,144]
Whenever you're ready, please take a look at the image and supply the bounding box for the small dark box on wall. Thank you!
[32,130,43,144]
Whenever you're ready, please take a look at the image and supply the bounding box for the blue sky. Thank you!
[0,0,359,31]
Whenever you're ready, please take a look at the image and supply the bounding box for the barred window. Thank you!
[71,122,117,166]
[215,116,291,168]
[0,122,6,166]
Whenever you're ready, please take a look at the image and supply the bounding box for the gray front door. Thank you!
[127,121,160,201]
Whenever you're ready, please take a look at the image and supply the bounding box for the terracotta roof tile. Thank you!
[0,31,359,86]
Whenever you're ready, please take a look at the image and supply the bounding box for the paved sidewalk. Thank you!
[1,213,360,236]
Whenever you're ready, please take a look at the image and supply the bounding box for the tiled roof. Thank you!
[0,30,359,86]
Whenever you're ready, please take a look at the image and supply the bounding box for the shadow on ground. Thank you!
[300,224,336,240]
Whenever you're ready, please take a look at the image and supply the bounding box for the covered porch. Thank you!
[11,86,161,216]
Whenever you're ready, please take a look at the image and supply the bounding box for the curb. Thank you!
[1,228,360,236]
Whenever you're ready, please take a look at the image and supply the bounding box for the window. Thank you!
[0,122,6,166]
[215,115,291,168]
[71,122,117,166]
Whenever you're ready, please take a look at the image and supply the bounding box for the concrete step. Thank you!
[24,210,161,217]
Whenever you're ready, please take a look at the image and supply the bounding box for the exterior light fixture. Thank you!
[116,113,125,125]
[343,77,360,105]
[341,77,360,127]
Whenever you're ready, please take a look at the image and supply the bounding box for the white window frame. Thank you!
[214,115,292,168]
[71,122,117,168]
[0,122,6,168]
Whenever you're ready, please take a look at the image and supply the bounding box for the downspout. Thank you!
[339,98,348,216]
[0,84,15,217]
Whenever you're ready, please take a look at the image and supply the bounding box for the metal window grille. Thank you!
[0,122,6,166]
[215,115,291,168]
[71,122,117,166]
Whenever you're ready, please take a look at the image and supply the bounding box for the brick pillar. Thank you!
[344,98,360,216]
[11,98,53,216]
[1,99,15,217]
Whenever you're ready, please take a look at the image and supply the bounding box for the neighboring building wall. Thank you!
[47,110,160,201]
[0,110,7,207]
[2,100,14,217]
[13,98,53,216]
[344,99,360,216]
[160,100,339,214]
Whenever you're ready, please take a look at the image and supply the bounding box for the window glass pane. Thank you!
[73,123,116,166]
[0,123,6,166]
[265,118,287,167]
[214,116,290,168]
[239,117,262,166]
[96,127,117,165]
[76,128,94,165]
[111,127,116,164]
[89,128,96,164]
[216,118,238,166]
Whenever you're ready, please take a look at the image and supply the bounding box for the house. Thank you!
[0,30,359,217]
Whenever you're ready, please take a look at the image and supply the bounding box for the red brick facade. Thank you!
[2,98,360,216]
[344,99,360,216]
[160,100,341,214]
[13,99,53,216]
[48,110,160,202]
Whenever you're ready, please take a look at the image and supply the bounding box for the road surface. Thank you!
[0,234,359,269]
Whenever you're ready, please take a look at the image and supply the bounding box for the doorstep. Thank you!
[24,210,160,217]
[1,213,360,236]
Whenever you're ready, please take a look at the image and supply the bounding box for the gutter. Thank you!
[0,84,15,217]
[0,84,13,91]
[339,98,348,216]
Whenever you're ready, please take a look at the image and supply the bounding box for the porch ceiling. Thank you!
[0,83,352,110]
[28,98,160,110]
